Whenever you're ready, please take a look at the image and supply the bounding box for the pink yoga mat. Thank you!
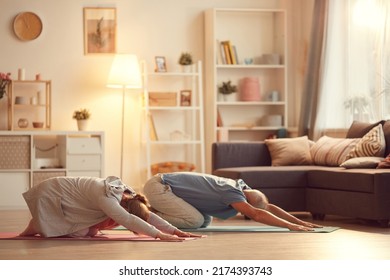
[0,232,196,242]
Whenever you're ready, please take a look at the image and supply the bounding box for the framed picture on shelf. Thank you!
[83,7,116,54]
[180,90,192,106]
[155,56,167,72]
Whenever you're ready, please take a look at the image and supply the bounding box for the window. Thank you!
[319,0,390,130]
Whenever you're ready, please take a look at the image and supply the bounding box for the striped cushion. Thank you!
[347,124,386,159]
[310,136,359,166]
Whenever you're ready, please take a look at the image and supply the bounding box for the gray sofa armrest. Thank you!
[211,142,271,171]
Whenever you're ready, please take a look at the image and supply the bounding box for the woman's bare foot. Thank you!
[19,219,38,236]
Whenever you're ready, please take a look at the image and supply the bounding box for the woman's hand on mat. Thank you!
[156,231,185,241]
[173,229,203,238]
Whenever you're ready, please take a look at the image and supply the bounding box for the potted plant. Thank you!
[178,52,193,72]
[72,108,91,131]
[218,80,237,101]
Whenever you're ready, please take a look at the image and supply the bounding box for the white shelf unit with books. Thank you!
[205,8,288,166]
[141,61,205,179]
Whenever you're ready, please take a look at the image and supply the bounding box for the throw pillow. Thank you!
[382,120,390,156]
[310,136,360,166]
[347,124,386,159]
[340,157,384,169]
[377,154,390,169]
[264,136,312,166]
[346,120,385,138]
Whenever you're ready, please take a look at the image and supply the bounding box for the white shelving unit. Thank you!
[205,8,288,169]
[141,61,205,179]
[0,131,104,209]
[8,80,52,131]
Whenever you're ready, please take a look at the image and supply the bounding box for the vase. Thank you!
[181,65,192,73]
[240,77,261,101]
[77,120,89,131]
[18,118,29,129]
[220,92,237,102]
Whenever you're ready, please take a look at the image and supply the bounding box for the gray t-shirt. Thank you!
[161,172,250,219]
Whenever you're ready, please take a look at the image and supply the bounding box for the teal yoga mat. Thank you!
[184,225,339,233]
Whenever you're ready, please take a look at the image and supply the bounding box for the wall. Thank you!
[0,0,309,191]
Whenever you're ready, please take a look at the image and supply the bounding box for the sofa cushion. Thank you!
[346,120,385,138]
[307,168,380,193]
[383,120,390,156]
[347,124,386,158]
[264,136,312,166]
[213,166,325,188]
[340,157,384,169]
[310,136,359,166]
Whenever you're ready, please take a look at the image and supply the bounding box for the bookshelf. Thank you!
[141,61,205,179]
[205,8,288,169]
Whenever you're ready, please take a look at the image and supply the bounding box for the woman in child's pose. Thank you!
[20,176,201,240]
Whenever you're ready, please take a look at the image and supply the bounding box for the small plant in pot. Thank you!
[218,80,237,101]
[73,108,91,131]
[178,52,193,72]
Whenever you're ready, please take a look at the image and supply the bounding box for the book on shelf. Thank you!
[217,109,223,127]
[148,113,158,141]
[217,40,239,65]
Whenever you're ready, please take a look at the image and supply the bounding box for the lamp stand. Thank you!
[120,86,126,179]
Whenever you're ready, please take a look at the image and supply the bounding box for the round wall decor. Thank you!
[13,12,43,41]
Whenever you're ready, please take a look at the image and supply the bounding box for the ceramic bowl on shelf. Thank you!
[32,122,44,128]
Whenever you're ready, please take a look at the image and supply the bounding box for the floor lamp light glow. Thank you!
[107,54,142,178]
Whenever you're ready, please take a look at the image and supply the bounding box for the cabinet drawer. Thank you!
[67,137,101,154]
[67,155,101,170]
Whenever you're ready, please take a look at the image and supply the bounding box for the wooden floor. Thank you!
[0,210,389,260]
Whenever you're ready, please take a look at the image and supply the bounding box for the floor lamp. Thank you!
[107,54,142,178]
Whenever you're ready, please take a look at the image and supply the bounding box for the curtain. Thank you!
[298,0,329,140]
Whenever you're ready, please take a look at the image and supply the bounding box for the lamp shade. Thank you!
[107,54,142,88]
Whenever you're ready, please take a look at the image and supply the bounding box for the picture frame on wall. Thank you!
[83,7,116,54]
[155,56,167,72]
[180,90,192,106]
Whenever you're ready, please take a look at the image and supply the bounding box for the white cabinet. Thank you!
[0,131,104,209]
[205,8,288,150]
[65,136,102,177]
[141,61,205,179]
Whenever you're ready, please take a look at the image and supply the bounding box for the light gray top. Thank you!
[23,176,176,237]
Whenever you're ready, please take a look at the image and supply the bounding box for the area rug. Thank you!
[0,232,196,242]
[184,225,339,233]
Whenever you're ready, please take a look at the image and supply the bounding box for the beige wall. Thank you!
[0,0,311,191]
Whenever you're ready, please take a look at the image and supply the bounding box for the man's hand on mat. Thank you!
[156,232,185,241]
[287,223,315,232]
[300,221,323,228]
[173,229,204,238]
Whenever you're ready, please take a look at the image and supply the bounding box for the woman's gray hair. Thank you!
[244,189,268,209]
